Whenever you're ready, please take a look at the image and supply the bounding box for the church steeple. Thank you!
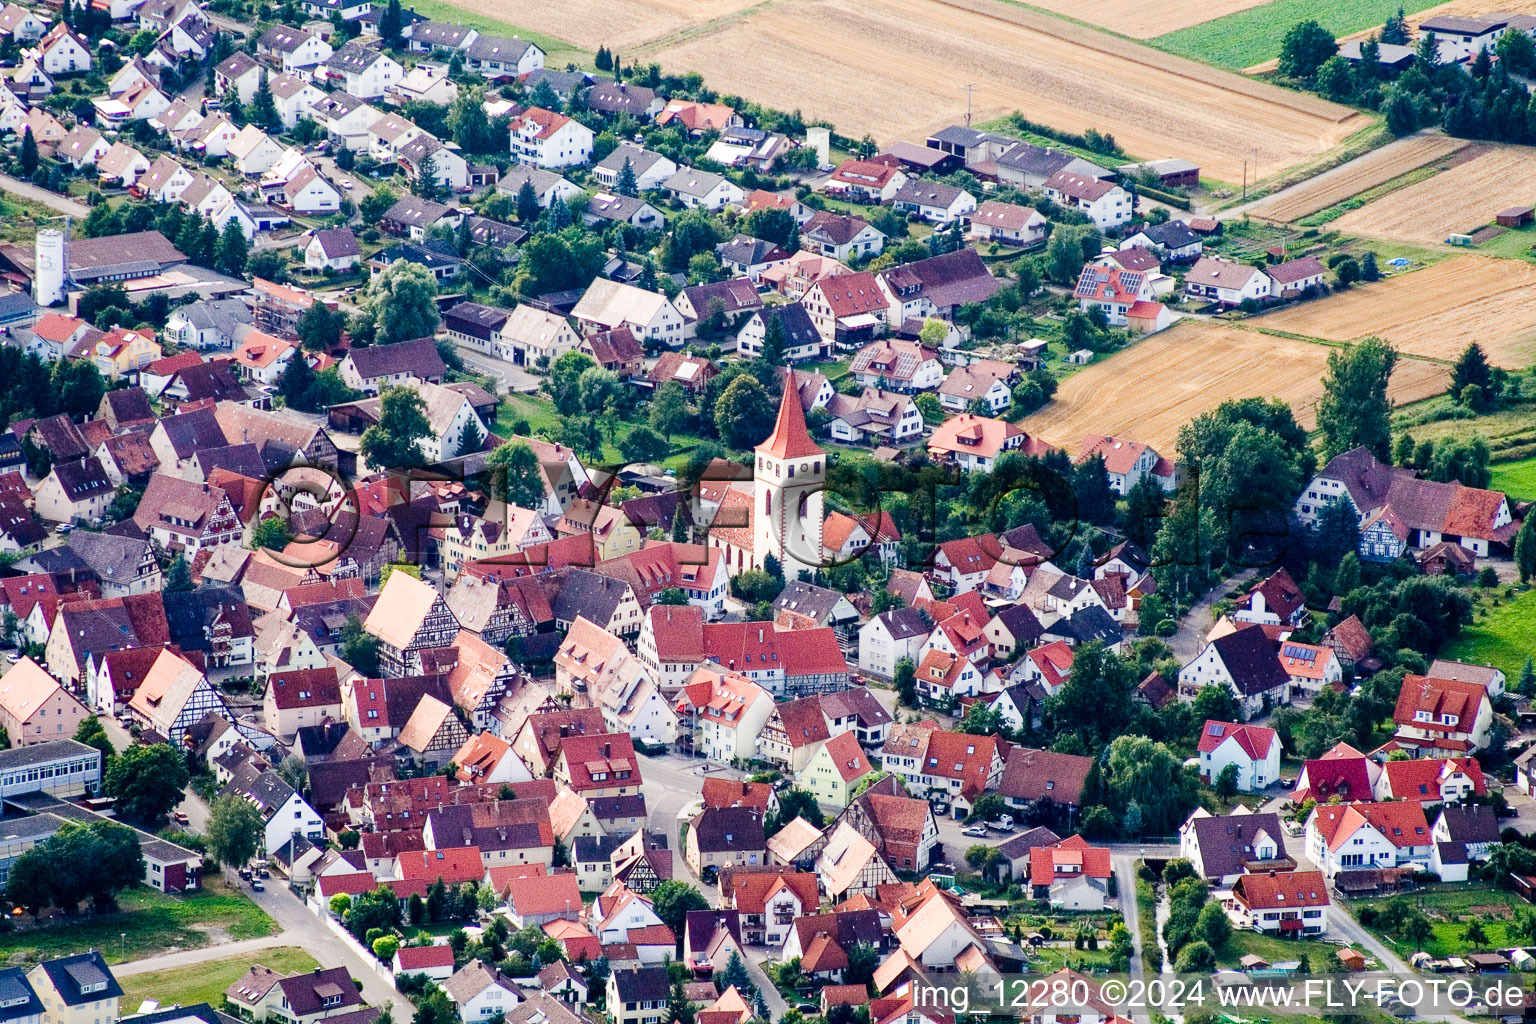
[756,369,823,460]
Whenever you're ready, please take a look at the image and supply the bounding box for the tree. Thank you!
[19,127,38,178]
[1214,763,1240,799]
[548,350,598,416]
[1451,342,1494,405]
[1174,940,1217,972]
[363,261,440,346]
[620,426,669,463]
[770,789,826,834]
[894,657,917,707]
[1385,91,1420,136]
[1515,514,1536,583]
[206,793,264,868]
[1426,436,1491,487]
[160,553,193,593]
[342,611,381,676]
[214,220,250,277]
[378,0,402,42]
[845,942,880,988]
[1334,255,1361,287]
[666,979,696,1024]
[105,743,191,826]
[6,820,144,915]
[1317,336,1397,461]
[360,385,432,471]
[1045,225,1101,283]
[248,71,279,132]
[73,716,115,767]
[614,156,639,197]
[485,441,546,509]
[714,375,774,449]
[295,300,343,355]
[515,179,541,223]
[649,382,691,439]
[1382,6,1410,43]
[455,414,485,457]
[449,86,497,153]
[758,310,788,366]
[1465,919,1489,946]
[1279,20,1337,80]
[652,880,709,939]
[251,516,293,552]
[279,347,316,410]
[744,207,798,250]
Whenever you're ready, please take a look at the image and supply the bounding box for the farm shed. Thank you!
[1496,206,1533,227]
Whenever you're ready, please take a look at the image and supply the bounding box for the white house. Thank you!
[1042,170,1128,231]
[304,227,361,272]
[857,608,930,680]
[1178,807,1290,885]
[228,124,286,176]
[508,106,594,168]
[1305,801,1432,879]
[35,24,92,75]
[593,144,676,192]
[664,167,745,211]
[1195,720,1280,792]
[1177,626,1290,719]
[1225,870,1330,936]
[891,180,976,225]
[323,43,401,100]
[1183,257,1271,307]
[570,279,685,348]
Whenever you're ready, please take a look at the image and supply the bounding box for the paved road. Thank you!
[113,934,296,976]
[0,173,89,218]
[449,340,543,395]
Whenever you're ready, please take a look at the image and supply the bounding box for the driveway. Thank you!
[0,173,89,218]
[449,340,543,395]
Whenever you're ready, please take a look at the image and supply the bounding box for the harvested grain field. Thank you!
[440,0,763,51]
[1023,0,1272,39]
[1020,322,1450,455]
[1245,133,1469,223]
[600,0,1367,182]
[1260,256,1536,368]
[1330,144,1536,243]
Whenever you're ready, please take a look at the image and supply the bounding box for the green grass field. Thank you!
[1353,887,1530,959]
[493,390,712,473]
[1492,455,1536,500]
[0,880,278,966]
[118,946,318,1013]
[1443,587,1536,679]
[389,0,586,66]
[1218,929,1341,969]
[1151,0,1442,69]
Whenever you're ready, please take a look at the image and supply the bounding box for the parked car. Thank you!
[250,879,264,891]
[173,811,190,826]
[961,824,988,837]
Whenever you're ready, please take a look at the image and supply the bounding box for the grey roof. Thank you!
[610,967,669,1004]
[464,34,537,64]
[382,194,455,228]
[0,739,99,771]
[927,125,1003,148]
[222,763,297,818]
[690,805,764,853]
[118,1004,241,1024]
[771,580,851,625]
[1209,625,1291,695]
[1138,220,1201,249]
[62,529,154,583]
[584,80,657,114]
[996,826,1062,861]
[410,21,475,48]
[876,606,930,641]
[1184,811,1288,880]
[1044,605,1120,645]
[892,179,970,208]
[442,962,518,1006]
[596,144,668,178]
[372,240,464,273]
[51,458,112,502]
[572,833,624,863]
[496,162,573,197]
[0,968,42,1024]
[326,42,391,73]
[550,568,632,625]
[258,25,318,53]
[342,336,445,381]
[311,227,360,259]
[465,216,527,249]
[157,407,229,458]
[36,953,122,1007]
[0,291,38,325]
[717,234,786,268]
[1436,804,1499,845]
[664,167,729,198]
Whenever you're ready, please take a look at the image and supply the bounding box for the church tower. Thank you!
[753,371,825,580]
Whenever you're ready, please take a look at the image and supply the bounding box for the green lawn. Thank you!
[0,879,278,966]
[1352,887,1530,959]
[1492,455,1536,501]
[387,0,586,66]
[1151,0,1444,68]
[118,946,317,1013]
[1442,587,1536,680]
[1218,928,1342,969]
[493,390,713,473]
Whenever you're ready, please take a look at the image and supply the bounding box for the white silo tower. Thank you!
[34,229,66,307]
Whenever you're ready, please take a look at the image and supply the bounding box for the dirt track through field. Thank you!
[1258,255,1536,368]
[1329,144,1536,243]
[1244,133,1470,223]
[1020,321,1450,456]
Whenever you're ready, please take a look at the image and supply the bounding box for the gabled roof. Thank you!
[1197,720,1277,761]
[1207,625,1289,695]
[1230,869,1328,910]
